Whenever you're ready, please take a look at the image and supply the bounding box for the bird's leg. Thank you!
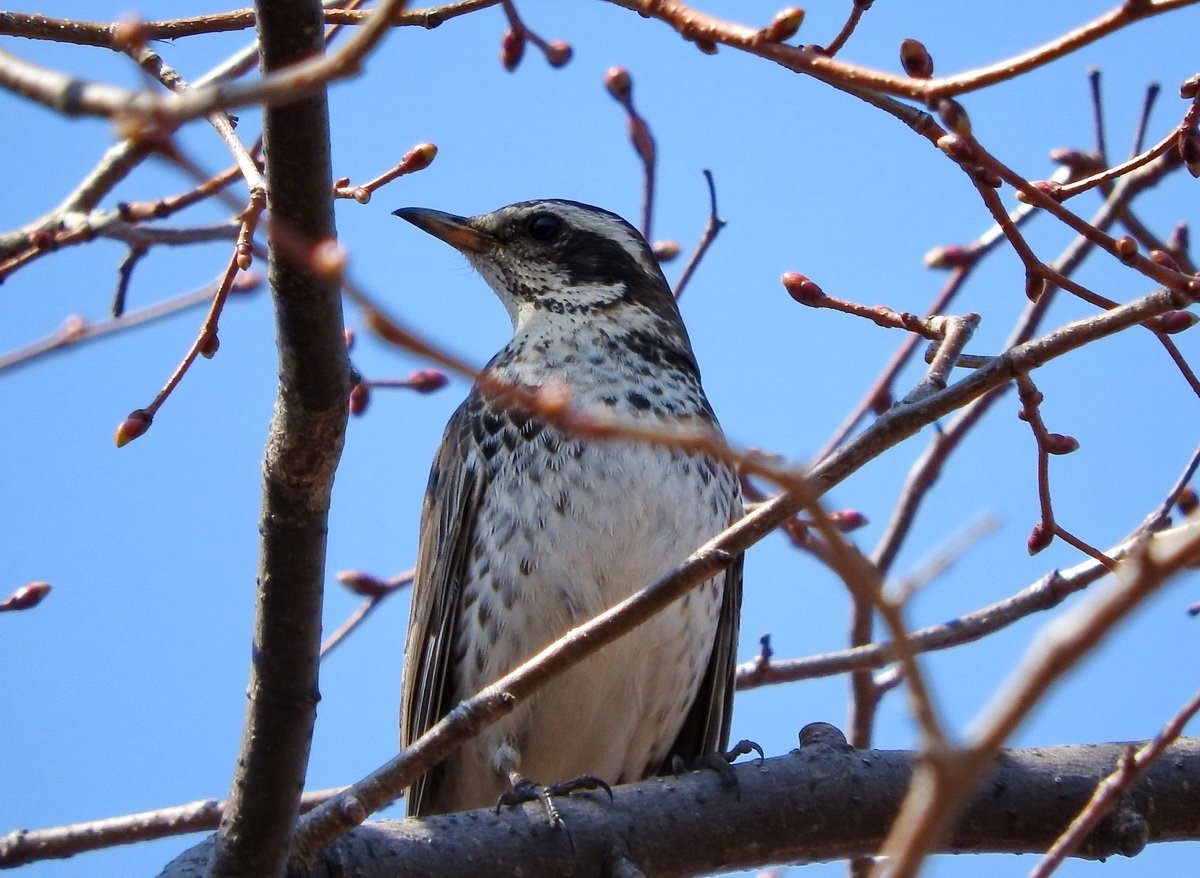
[492,746,613,828]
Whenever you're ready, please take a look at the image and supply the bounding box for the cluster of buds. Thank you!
[499,25,570,71]
[348,368,448,417]
[605,67,656,169]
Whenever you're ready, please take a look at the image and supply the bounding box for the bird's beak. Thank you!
[393,207,491,254]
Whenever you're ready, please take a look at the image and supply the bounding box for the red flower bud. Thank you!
[923,244,973,269]
[652,240,681,262]
[781,271,825,304]
[1027,522,1053,555]
[1149,249,1181,272]
[1045,433,1080,455]
[349,382,370,416]
[501,27,525,71]
[400,142,438,174]
[0,581,52,612]
[115,409,153,447]
[336,570,391,599]
[830,509,868,532]
[605,66,632,102]
[406,369,448,393]
[1151,310,1198,334]
[199,332,219,360]
[545,39,572,68]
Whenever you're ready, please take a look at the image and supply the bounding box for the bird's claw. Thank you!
[495,774,613,828]
[724,738,765,764]
[690,739,764,797]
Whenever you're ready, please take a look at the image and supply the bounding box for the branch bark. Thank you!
[159,735,1200,877]
[205,1,348,876]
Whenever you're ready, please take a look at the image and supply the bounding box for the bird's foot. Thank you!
[686,739,765,797]
[495,773,614,829]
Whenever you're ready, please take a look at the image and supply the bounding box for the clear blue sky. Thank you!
[2,2,1198,876]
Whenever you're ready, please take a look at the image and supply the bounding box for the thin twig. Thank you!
[0,274,260,373]
[673,169,726,299]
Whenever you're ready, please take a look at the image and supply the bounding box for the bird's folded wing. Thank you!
[400,396,488,816]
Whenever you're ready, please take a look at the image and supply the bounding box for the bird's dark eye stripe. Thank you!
[527,213,562,241]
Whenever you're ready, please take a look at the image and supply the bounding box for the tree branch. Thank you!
[159,736,1200,877]
[206,0,348,875]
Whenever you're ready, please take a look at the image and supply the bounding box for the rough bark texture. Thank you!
[161,736,1200,877]
[206,2,347,876]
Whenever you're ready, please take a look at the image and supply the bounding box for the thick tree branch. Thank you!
[159,736,1200,877]
[205,1,348,876]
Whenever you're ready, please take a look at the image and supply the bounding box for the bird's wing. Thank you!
[664,525,744,766]
[399,395,487,816]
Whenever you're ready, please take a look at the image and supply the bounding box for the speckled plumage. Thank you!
[395,200,743,817]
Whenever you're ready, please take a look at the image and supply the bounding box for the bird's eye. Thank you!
[527,213,563,242]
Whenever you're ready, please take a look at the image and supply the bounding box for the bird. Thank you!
[393,199,743,820]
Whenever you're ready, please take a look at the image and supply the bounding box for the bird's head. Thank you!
[393,200,681,332]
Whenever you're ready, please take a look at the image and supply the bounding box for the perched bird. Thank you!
[394,199,743,819]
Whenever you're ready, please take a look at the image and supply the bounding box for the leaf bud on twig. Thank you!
[1177,486,1198,515]
[115,409,153,447]
[605,67,632,103]
[336,570,392,599]
[199,332,219,359]
[936,133,975,164]
[406,369,449,393]
[1025,272,1047,302]
[935,98,971,136]
[899,38,933,79]
[761,7,805,43]
[1045,433,1080,455]
[501,28,525,71]
[923,244,973,269]
[1178,128,1200,177]
[545,40,573,68]
[1113,235,1138,265]
[652,240,681,262]
[1027,522,1053,555]
[349,381,370,416]
[1150,310,1198,334]
[1149,249,1181,272]
[0,581,52,612]
[781,271,825,304]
